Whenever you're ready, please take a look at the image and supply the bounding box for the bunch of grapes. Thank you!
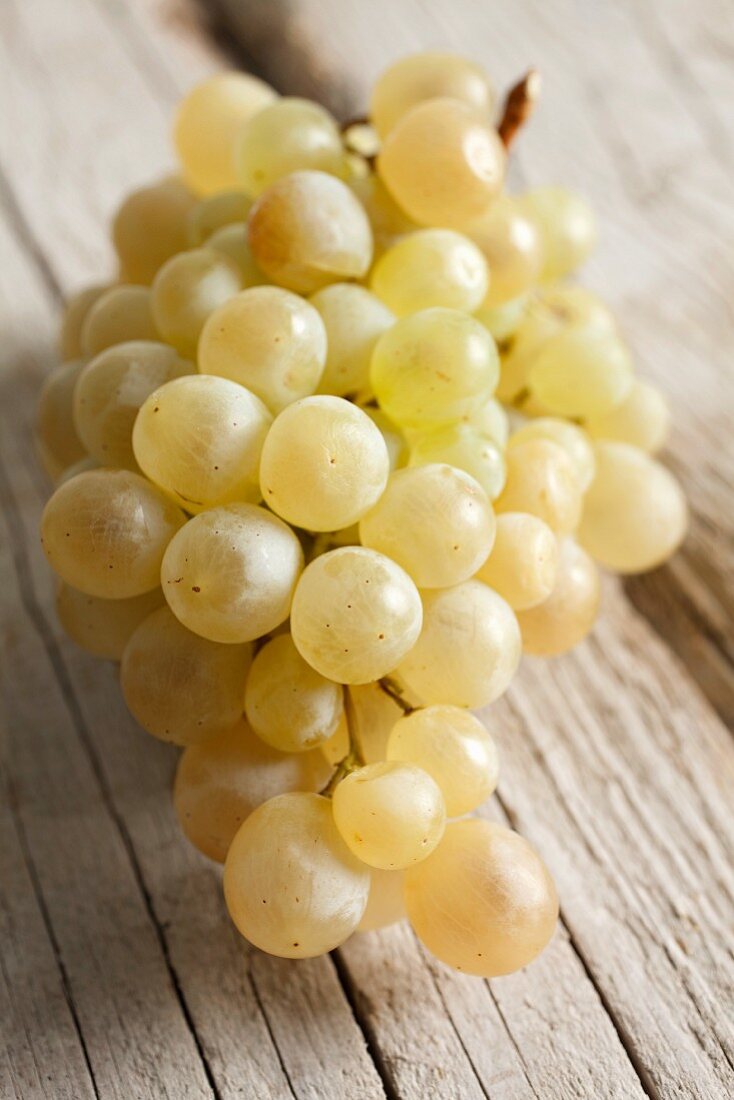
[37,53,687,978]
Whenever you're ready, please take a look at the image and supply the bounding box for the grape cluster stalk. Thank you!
[38,52,687,978]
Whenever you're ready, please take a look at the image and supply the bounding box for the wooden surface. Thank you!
[0,1,732,1097]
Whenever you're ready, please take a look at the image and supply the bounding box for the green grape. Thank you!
[476,512,558,611]
[236,97,345,196]
[357,869,407,932]
[187,190,252,244]
[359,464,495,588]
[360,406,407,471]
[74,341,191,470]
[174,721,332,863]
[206,223,267,286]
[535,285,616,333]
[133,374,271,512]
[112,178,196,284]
[370,52,494,138]
[528,329,634,419]
[120,605,252,745]
[370,229,488,315]
[468,196,542,307]
[475,295,529,344]
[464,397,509,447]
[244,634,343,753]
[516,537,600,655]
[59,284,110,360]
[578,442,687,573]
[585,379,670,454]
[311,283,395,397]
[80,285,158,356]
[349,173,417,251]
[174,72,277,196]
[41,469,185,598]
[151,247,243,355]
[520,187,597,281]
[378,98,505,228]
[408,422,506,500]
[510,417,596,492]
[495,439,582,534]
[387,705,499,816]
[371,308,499,429]
[36,359,87,480]
[199,286,326,412]
[290,547,423,684]
[398,580,520,708]
[260,396,389,531]
[224,792,370,957]
[405,819,558,977]
[55,582,164,661]
[161,503,303,643]
[333,762,446,869]
[248,170,373,294]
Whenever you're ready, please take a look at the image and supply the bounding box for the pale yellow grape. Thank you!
[388,705,498,816]
[360,464,495,588]
[529,329,634,419]
[333,762,446,869]
[536,285,617,334]
[311,283,395,397]
[378,99,505,228]
[248,170,373,294]
[398,580,520,708]
[174,720,331,863]
[120,606,252,745]
[371,308,499,429]
[578,442,687,573]
[290,547,422,684]
[405,819,558,977]
[36,359,87,480]
[224,792,369,958]
[321,682,412,767]
[409,422,506,500]
[260,397,389,531]
[465,397,509,447]
[349,173,417,250]
[510,417,596,492]
[370,52,494,138]
[161,503,303,643]
[113,178,196,284]
[56,455,99,485]
[236,97,345,196]
[521,187,598,281]
[244,634,342,753]
[74,341,191,469]
[357,870,407,932]
[59,284,109,360]
[187,190,252,244]
[151,248,242,355]
[174,72,277,196]
[475,296,528,344]
[361,407,406,471]
[585,379,670,453]
[516,538,600,656]
[55,582,164,661]
[495,439,582,534]
[133,374,271,512]
[206,223,266,285]
[41,469,185,598]
[199,286,327,412]
[370,229,488,315]
[476,513,558,611]
[468,196,542,307]
[80,285,158,357]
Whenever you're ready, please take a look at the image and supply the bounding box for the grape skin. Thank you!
[370,229,489,316]
[476,513,558,611]
[585,380,670,454]
[236,97,345,196]
[81,285,158,357]
[357,869,407,932]
[516,538,600,656]
[113,178,197,285]
[495,439,582,535]
[370,52,494,138]
[528,329,633,420]
[509,417,596,493]
[56,583,165,661]
[36,359,87,480]
[224,792,370,958]
[59,284,109,360]
[161,503,303,644]
[468,196,542,307]
[408,422,506,501]
[311,283,395,397]
[151,247,243,355]
[520,187,597,282]
[187,190,253,245]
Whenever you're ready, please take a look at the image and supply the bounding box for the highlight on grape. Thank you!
[38,52,687,979]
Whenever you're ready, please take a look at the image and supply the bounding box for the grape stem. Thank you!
[498,69,541,149]
[320,686,365,796]
[377,677,414,715]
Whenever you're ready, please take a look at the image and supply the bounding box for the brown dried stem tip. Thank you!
[498,69,541,149]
